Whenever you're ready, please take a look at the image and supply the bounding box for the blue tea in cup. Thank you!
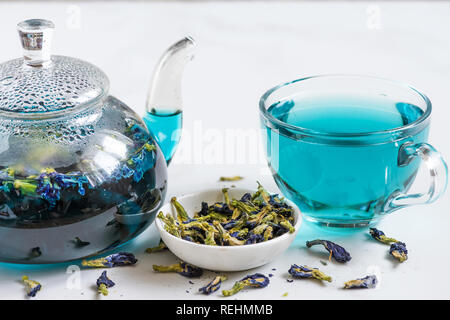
[260,75,447,228]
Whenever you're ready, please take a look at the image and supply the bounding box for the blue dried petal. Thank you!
[369,228,398,245]
[199,275,227,295]
[182,218,197,224]
[212,203,233,215]
[128,146,154,182]
[82,252,137,268]
[344,275,378,289]
[222,274,269,296]
[306,239,352,263]
[153,262,203,277]
[390,242,408,262]
[244,232,264,245]
[121,165,135,179]
[288,265,314,279]
[240,193,252,202]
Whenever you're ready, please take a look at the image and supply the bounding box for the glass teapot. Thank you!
[0,19,194,263]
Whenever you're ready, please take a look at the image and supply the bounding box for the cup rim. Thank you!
[259,74,432,138]
[154,187,302,251]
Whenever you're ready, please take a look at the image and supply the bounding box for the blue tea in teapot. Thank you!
[0,19,194,263]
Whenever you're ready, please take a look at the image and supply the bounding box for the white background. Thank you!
[0,1,449,300]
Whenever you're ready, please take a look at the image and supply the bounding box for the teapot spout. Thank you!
[144,37,195,165]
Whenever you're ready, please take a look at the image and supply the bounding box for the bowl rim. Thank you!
[155,187,302,251]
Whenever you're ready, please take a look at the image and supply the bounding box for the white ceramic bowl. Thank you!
[155,188,302,271]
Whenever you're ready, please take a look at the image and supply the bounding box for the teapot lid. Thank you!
[0,19,109,117]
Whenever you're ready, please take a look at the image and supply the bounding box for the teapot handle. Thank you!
[384,142,448,213]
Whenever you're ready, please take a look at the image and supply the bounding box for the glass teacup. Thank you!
[260,75,448,228]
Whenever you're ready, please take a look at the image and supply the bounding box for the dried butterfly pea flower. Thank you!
[199,275,227,295]
[268,194,289,209]
[229,212,249,231]
[153,262,203,277]
[279,220,295,234]
[198,202,209,216]
[240,193,252,203]
[157,182,296,246]
[35,169,89,207]
[13,180,37,196]
[213,221,245,246]
[369,228,398,245]
[244,232,264,245]
[219,176,243,181]
[204,224,217,246]
[157,211,181,237]
[306,240,351,263]
[145,240,167,253]
[390,242,408,262]
[263,226,274,241]
[27,247,42,260]
[96,271,115,296]
[288,264,332,282]
[81,252,137,268]
[212,202,234,215]
[343,275,378,289]
[231,200,258,215]
[222,273,269,297]
[22,276,42,297]
[222,188,232,207]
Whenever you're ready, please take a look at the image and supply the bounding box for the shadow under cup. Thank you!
[260,75,448,228]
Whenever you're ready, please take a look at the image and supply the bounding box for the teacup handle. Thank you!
[384,142,448,213]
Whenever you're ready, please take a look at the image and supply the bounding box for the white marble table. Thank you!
[0,1,449,300]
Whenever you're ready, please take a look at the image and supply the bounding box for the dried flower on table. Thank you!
[81,252,137,268]
[288,264,332,282]
[219,176,243,182]
[96,271,115,296]
[145,240,167,253]
[343,275,378,289]
[153,262,203,278]
[199,275,227,295]
[222,273,269,297]
[22,276,42,297]
[390,242,408,262]
[369,228,398,245]
[306,239,351,263]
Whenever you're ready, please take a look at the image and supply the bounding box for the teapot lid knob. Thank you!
[17,19,54,67]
